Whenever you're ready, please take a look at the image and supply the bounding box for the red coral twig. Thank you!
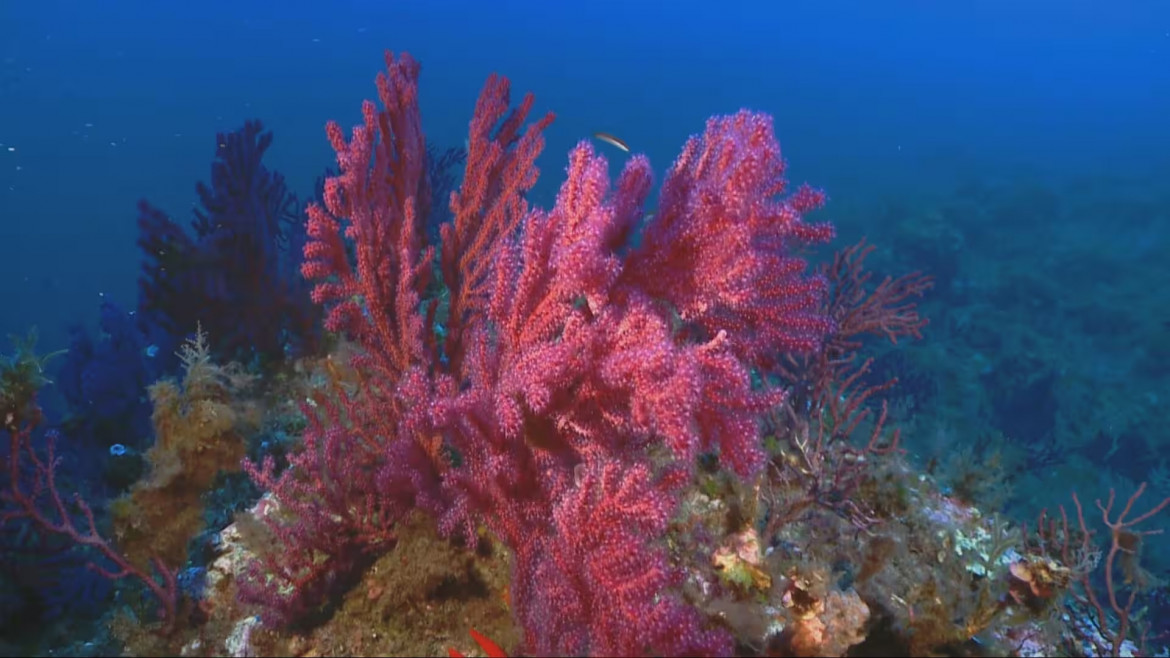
[441,72,554,376]
[2,422,179,631]
[1030,484,1170,657]
[766,238,933,534]
[301,51,433,381]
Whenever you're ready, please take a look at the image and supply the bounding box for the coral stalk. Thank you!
[2,424,179,631]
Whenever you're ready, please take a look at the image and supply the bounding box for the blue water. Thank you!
[1,0,1169,654]
[3,0,1166,349]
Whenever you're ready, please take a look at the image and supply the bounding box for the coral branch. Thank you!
[764,239,932,535]
[301,51,432,379]
[822,237,933,354]
[441,72,554,375]
[517,460,731,656]
[1030,484,1170,657]
[624,110,837,365]
[2,424,179,631]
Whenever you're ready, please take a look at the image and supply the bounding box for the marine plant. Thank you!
[239,50,836,655]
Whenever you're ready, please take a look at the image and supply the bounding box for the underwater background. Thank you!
[1,0,1169,656]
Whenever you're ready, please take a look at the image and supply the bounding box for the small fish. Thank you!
[448,628,507,658]
[593,131,630,152]
[144,344,159,358]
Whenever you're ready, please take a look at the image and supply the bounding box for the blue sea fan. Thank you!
[56,300,161,453]
[136,120,321,362]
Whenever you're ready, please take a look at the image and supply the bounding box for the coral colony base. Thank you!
[2,50,1167,658]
